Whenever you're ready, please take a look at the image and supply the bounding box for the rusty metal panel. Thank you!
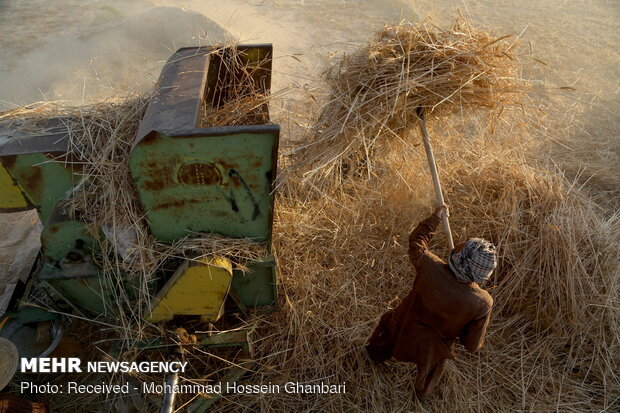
[231,255,277,311]
[0,153,78,223]
[129,126,279,242]
[40,276,109,316]
[40,208,97,263]
[0,119,78,221]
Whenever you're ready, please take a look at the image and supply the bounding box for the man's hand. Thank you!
[434,204,450,219]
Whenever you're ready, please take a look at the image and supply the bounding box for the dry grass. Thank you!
[199,46,274,127]
[214,126,619,412]
[289,18,526,186]
[208,19,617,413]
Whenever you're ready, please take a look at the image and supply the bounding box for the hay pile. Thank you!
[214,123,619,412]
[292,18,524,184]
[209,19,617,413]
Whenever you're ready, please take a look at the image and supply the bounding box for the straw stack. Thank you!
[291,18,524,185]
[220,125,619,413]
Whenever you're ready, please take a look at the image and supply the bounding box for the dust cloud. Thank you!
[0,0,419,107]
[0,1,232,107]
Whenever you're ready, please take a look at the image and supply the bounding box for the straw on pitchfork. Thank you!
[294,18,526,249]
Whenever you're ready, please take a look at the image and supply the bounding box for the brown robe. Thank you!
[367,214,493,398]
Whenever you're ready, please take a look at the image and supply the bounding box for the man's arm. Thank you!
[460,307,492,353]
[408,207,446,266]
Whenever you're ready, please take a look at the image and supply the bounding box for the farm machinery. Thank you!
[0,44,279,411]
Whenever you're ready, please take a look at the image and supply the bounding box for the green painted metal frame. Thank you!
[36,204,103,316]
[130,45,279,245]
[130,127,279,243]
[0,152,79,223]
[231,255,278,312]
[0,117,79,222]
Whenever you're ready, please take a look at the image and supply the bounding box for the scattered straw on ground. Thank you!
[214,121,619,413]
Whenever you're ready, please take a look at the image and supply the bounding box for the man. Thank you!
[366,205,496,399]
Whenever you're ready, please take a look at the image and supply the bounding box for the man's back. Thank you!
[366,209,496,398]
[406,214,493,348]
[399,250,493,354]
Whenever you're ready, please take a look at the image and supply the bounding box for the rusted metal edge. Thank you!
[0,117,71,156]
[133,47,211,146]
[159,123,280,138]
[0,133,69,156]
[175,44,273,54]
[134,44,274,147]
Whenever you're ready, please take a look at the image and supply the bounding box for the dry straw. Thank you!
[289,18,524,186]
[199,45,278,127]
[222,125,619,413]
[210,18,616,413]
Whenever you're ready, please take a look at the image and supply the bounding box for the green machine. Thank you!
[129,44,280,412]
[1,44,280,411]
[130,45,279,244]
[0,45,279,316]
[130,45,279,321]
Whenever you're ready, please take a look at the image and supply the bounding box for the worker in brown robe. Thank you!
[366,205,496,399]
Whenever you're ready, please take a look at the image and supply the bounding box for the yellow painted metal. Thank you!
[0,165,29,210]
[146,256,233,322]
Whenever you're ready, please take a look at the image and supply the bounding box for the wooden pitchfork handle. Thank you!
[416,107,455,251]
